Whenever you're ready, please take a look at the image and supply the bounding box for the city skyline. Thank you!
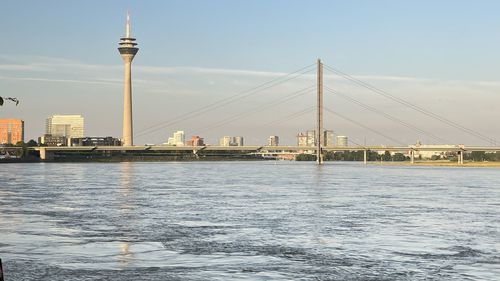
[1,1,500,145]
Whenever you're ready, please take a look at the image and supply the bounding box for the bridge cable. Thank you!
[134,64,316,140]
[262,106,316,128]
[191,85,315,135]
[323,64,497,145]
[324,86,453,144]
[344,137,366,148]
[324,107,406,146]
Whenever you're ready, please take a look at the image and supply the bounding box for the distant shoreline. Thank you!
[2,158,500,167]
[368,161,500,167]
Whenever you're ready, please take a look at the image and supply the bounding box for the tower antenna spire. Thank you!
[125,10,131,38]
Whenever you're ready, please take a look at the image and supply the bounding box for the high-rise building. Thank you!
[0,119,24,145]
[306,130,316,146]
[186,136,205,146]
[219,136,232,146]
[297,133,308,147]
[219,136,243,146]
[297,130,316,147]
[164,130,185,146]
[118,12,139,146]
[173,131,185,146]
[323,130,334,147]
[268,135,279,146]
[46,115,84,138]
[336,135,348,147]
[234,136,244,146]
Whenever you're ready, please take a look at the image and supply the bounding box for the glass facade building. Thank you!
[46,115,84,138]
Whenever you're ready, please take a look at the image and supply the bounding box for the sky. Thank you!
[1,0,500,145]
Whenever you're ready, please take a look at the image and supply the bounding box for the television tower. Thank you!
[118,12,139,146]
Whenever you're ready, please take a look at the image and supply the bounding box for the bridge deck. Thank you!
[32,145,500,153]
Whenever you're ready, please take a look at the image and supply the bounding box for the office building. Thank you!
[164,130,185,146]
[268,135,279,146]
[38,134,67,147]
[69,137,121,147]
[336,135,348,147]
[306,130,316,146]
[0,119,24,145]
[186,136,205,146]
[234,136,244,146]
[173,131,185,146]
[46,115,84,138]
[297,133,308,147]
[323,130,334,146]
[219,136,232,146]
[219,136,244,146]
[297,130,316,147]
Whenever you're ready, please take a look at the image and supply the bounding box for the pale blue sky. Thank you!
[1,1,500,145]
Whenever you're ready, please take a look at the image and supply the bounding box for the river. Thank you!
[0,162,499,280]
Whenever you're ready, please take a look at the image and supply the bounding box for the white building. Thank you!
[306,130,316,146]
[336,135,348,147]
[268,135,279,146]
[297,130,316,147]
[219,136,244,146]
[164,130,185,146]
[46,115,84,138]
[413,141,457,159]
[173,131,185,146]
[219,136,232,146]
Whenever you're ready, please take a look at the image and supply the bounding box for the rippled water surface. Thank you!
[1,162,499,280]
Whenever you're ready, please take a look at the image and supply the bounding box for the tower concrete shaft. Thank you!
[118,12,138,146]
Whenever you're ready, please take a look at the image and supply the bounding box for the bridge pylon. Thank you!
[317,59,324,165]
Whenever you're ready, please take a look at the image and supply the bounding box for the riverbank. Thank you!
[372,161,500,167]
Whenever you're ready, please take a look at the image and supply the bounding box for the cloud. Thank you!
[0,64,49,71]
[2,54,500,88]
[0,75,118,85]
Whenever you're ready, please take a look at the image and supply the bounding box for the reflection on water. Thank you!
[0,162,499,280]
[118,243,132,267]
[117,162,135,268]
[118,162,134,211]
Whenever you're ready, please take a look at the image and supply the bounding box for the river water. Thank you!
[0,162,499,280]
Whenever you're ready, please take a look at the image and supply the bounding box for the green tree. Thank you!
[382,151,392,161]
[471,151,486,162]
[295,154,317,161]
[26,139,38,147]
[431,155,441,161]
[15,141,25,147]
[368,151,380,161]
[324,151,335,161]
[393,153,406,161]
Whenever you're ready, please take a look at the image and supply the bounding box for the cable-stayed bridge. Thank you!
[34,59,500,164]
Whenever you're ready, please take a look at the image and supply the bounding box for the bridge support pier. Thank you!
[363,150,367,164]
[458,150,464,165]
[38,148,54,160]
